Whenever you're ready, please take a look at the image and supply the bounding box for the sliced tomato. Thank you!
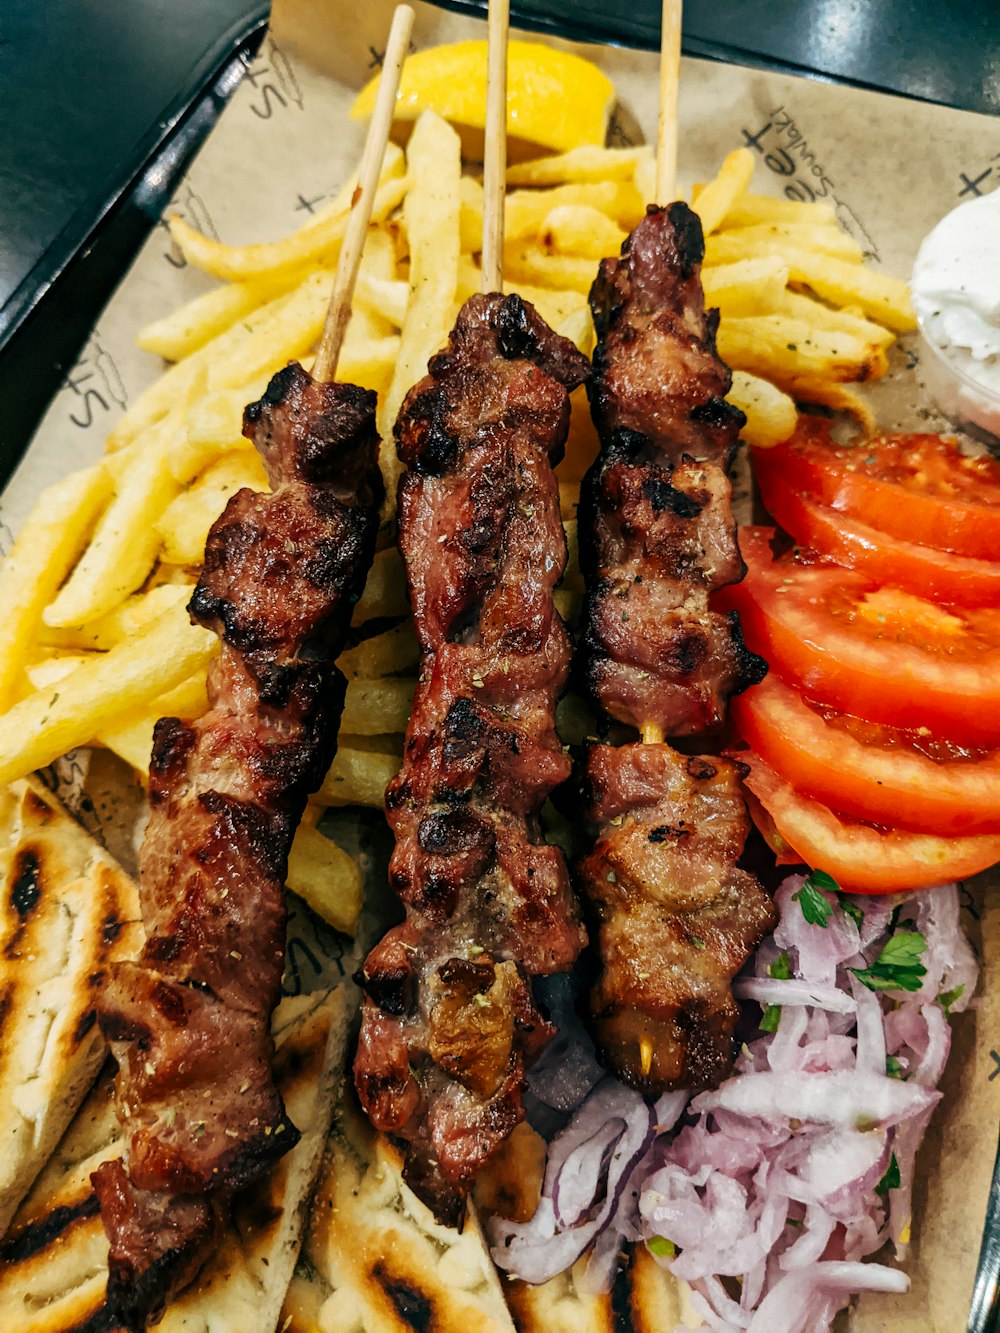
[754,419,1000,559]
[754,460,1000,607]
[717,527,1000,744]
[737,750,1000,894]
[731,672,1000,836]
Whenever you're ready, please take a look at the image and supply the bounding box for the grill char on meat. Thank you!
[354,294,589,1226]
[578,744,775,1092]
[581,201,765,735]
[578,202,774,1093]
[94,363,382,1330]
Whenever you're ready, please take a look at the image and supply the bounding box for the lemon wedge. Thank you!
[351,40,615,161]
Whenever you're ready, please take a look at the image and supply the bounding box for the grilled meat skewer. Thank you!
[354,293,589,1226]
[578,202,774,1093]
[94,364,383,1329]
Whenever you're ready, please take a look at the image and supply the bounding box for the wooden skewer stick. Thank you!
[642,0,682,1080]
[481,0,510,294]
[654,0,683,204]
[313,4,415,382]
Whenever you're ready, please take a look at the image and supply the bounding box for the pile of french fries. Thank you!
[0,114,914,935]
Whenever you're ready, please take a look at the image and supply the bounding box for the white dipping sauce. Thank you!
[911,188,1000,436]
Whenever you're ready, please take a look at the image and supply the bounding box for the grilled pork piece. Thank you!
[94,363,382,1330]
[354,294,589,1226]
[578,744,775,1092]
[581,201,765,734]
[576,202,772,1094]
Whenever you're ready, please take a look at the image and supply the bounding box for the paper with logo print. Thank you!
[0,2,997,1328]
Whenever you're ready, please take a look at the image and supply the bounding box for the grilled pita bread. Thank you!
[0,776,142,1240]
[281,1085,515,1333]
[0,986,351,1331]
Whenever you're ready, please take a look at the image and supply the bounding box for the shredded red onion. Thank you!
[490,878,977,1332]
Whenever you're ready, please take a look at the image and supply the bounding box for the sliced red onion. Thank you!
[850,977,887,1078]
[692,1069,939,1130]
[804,1128,891,1216]
[735,976,857,1014]
[746,1260,908,1332]
[552,1117,625,1228]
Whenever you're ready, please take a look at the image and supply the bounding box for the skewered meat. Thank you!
[580,202,766,733]
[94,363,383,1329]
[354,294,589,1226]
[576,202,773,1094]
[578,743,775,1091]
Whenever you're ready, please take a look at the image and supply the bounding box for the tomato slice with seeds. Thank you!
[737,750,1000,895]
[731,672,1000,837]
[717,527,1000,744]
[754,461,1000,607]
[754,419,1000,560]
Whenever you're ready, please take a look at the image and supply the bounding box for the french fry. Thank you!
[559,389,601,483]
[705,223,864,267]
[727,370,798,448]
[553,585,581,624]
[0,602,217,788]
[559,482,581,520]
[136,270,304,362]
[690,148,755,236]
[38,583,196,652]
[720,193,837,230]
[0,462,110,711]
[341,677,416,735]
[781,376,877,433]
[784,250,917,332]
[702,257,790,317]
[97,672,211,775]
[24,654,93,691]
[317,744,401,808]
[505,181,643,243]
[556,305,596,357]
[460,175,485,252]
[772,289,895,350]
[169,147,407,282]
[538,204,627,260]
[378,112,462,491]
[352,547,409,624]
[563,519,582,589]
[158,454,268,567]
[503,242,594,292]
[334,332,401,398]
[354,272,409,328]
[716,315,888,387]
[506,144,650,187]
[338,622,420,679]
[44,449,181,628]
[285,822,363,936]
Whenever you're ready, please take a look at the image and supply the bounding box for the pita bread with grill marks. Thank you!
[280,1086,515,1333]
[0,987,352,1332]
[0,776,142,1240]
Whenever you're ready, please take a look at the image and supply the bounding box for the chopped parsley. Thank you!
[793,873,834,927]
[769,951,792,980]
[647,1235,676,1259]
[759,1004,782,1033]
[851,929,927,993]
[875,1152,901,1195]
[937,984,965,1015]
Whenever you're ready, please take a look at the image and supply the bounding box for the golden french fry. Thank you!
[169,149,407,282]
[136,270,305,362]
[98,672,211,775]
[353,547,409,624]
[0,462,111,711]
[727,370,798,448]
[338,622,419,680]
[286,822,363,936]
[378,112,462,492]
[44,449,181,628]
[460,175,485,252]
[506,181,643,244]
[559,388,601,484]
[702,257,790,317]
[317,744,400,808]
[24,654,93,691]
[772,289,895,350]
[690,148,755,236]
[334,333,400,399]
[555,306,596,357]
[705,223,864,267]
[0,602,217,788]
[720,192,837,230]
[717,315,888,387]
[553,585,582,624]
[354,272,409,328]
[503,242,594,292]
[507,144,650,187]
[785,251,916,332]
[537,204,627,260]
[159,454,268,567]
[783,376,877,432]
[563,519,582,589]
[559,482,580,519]
[341,677,416,735]
[38,583,196,652]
